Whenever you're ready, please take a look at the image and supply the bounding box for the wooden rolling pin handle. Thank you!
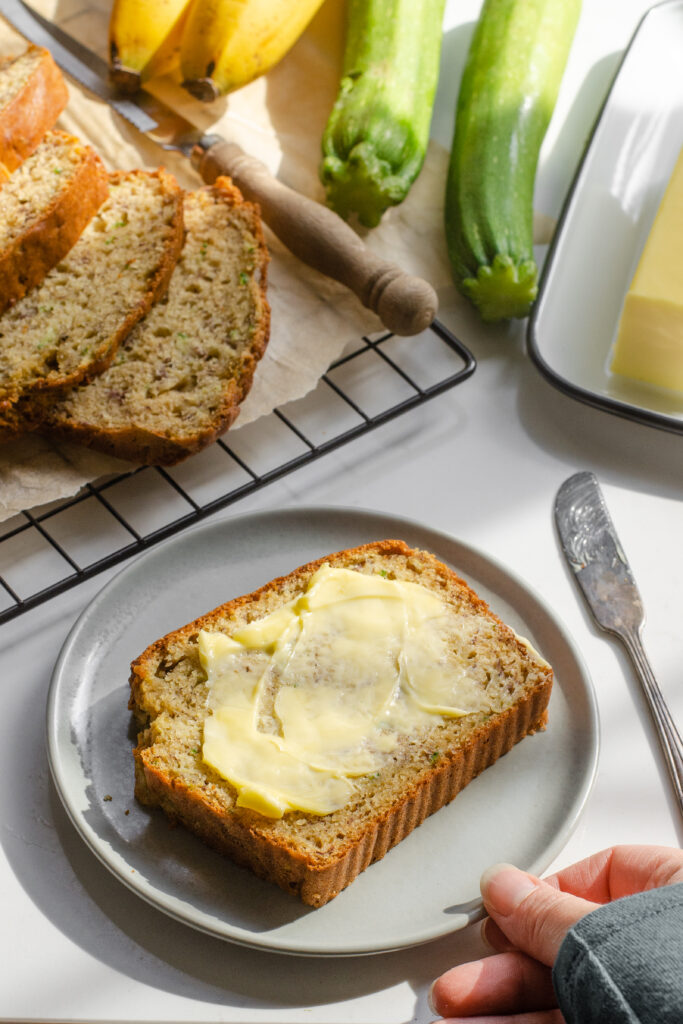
[192,139,438,336]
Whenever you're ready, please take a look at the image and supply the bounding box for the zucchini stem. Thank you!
[462,255,538,323]
[320,0,446,228]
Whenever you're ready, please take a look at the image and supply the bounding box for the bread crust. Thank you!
[35,168,184,393]
[130,540,554,906]
[0,46,68,172]
[137,687,549,907]
[0,168,185,434]
[0,133,109,315]
[42,177,271,465]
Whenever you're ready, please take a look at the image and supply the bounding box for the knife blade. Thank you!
[0,0,438,336]
[555,471,683,818]
[555,470,644,636]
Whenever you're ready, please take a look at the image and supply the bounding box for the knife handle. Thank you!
[621,630,683,818]
[192,138,438,337]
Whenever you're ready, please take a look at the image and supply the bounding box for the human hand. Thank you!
[429,844,683,1023]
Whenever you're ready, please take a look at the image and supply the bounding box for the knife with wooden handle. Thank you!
[0,0,438,336]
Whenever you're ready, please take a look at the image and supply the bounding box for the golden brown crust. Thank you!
[0,401,22,439]
[0,134,109,315]
[39,168,184,394]
[0,394,41,437]
[0,47,68,173]
[0,168,184,434]
[130,541,554,906]
[40,176,270,466]
[136,682,550,906]
[43,373,246,465]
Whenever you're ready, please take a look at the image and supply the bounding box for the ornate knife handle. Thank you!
[555,471,683,821]
[621,629,683,816]
[192,137,438,337]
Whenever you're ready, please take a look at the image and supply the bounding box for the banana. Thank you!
[109,0,194,93]
[180,0,326,101]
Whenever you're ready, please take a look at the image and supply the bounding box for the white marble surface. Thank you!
[1,1,682,1021]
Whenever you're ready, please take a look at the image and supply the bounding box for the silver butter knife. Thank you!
[555,471,683,819]
[0,0,438,336]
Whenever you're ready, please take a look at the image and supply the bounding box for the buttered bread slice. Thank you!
[0,46,68,173]
[0,168,183,434]
[130,540,553,907]
[43,177,270,465]
[0,130,109,314]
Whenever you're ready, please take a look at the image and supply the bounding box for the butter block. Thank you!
[611,146,683,393]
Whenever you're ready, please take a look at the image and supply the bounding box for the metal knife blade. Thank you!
[554,470,644,636]
[0,0,440,335]
[0,0,207,152]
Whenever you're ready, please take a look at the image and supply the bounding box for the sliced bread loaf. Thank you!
[0,130,109,314]
[0,46,69,173]
[130,540,553,907]
[41,176,270,465]
[0,168,184,434]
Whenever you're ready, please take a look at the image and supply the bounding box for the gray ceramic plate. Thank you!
[47,507,599,956]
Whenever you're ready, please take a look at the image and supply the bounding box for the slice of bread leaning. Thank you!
[0,168,184,435]
[41,176,270,465]
[0,45,68,173]
[0,130,109,314]
[129,540,554,907]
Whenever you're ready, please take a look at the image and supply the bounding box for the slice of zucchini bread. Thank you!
[0,168,184,434]
[0,46,69,173]
[0,130,109,314]
[129,540,554,907]
[42,176,270,465]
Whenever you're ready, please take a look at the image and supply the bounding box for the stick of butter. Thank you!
[610,146,683,394]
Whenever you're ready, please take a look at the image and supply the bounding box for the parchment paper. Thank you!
[0,0,552,521]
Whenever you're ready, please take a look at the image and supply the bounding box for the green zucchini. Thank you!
[320,0,446,228]
[445,0,581,322]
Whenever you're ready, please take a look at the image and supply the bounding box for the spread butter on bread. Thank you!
[129,540,553,907]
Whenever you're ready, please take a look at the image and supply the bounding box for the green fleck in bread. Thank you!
[0,46,69,173]
[0,168,184,434]
[129,540,553,907]
[42,176,270,465]
[0,130,109,314]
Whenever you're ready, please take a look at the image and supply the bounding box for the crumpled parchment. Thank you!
[0,0,552,522]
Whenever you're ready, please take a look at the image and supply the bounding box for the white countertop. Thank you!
[2,1,682,1021]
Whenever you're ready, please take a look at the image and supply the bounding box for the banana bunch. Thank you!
[109,0,193,92]
[109,0,326,99]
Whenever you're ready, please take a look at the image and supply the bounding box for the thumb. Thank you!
[481,863,598,967]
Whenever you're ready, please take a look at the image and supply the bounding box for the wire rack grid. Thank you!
[0,320,475,625]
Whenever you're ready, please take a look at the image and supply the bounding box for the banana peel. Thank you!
[109,0,194,93]
[179,0,327,101]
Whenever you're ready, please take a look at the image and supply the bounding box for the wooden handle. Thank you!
[192,138,438,336]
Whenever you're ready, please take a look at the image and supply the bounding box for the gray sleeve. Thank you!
[552,881,683,1024]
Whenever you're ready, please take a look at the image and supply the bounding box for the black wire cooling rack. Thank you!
[0,320,474,624]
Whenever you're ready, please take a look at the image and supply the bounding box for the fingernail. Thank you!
[480,863,538,916]
[479,916,494,950]
[427,980,437,1015]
